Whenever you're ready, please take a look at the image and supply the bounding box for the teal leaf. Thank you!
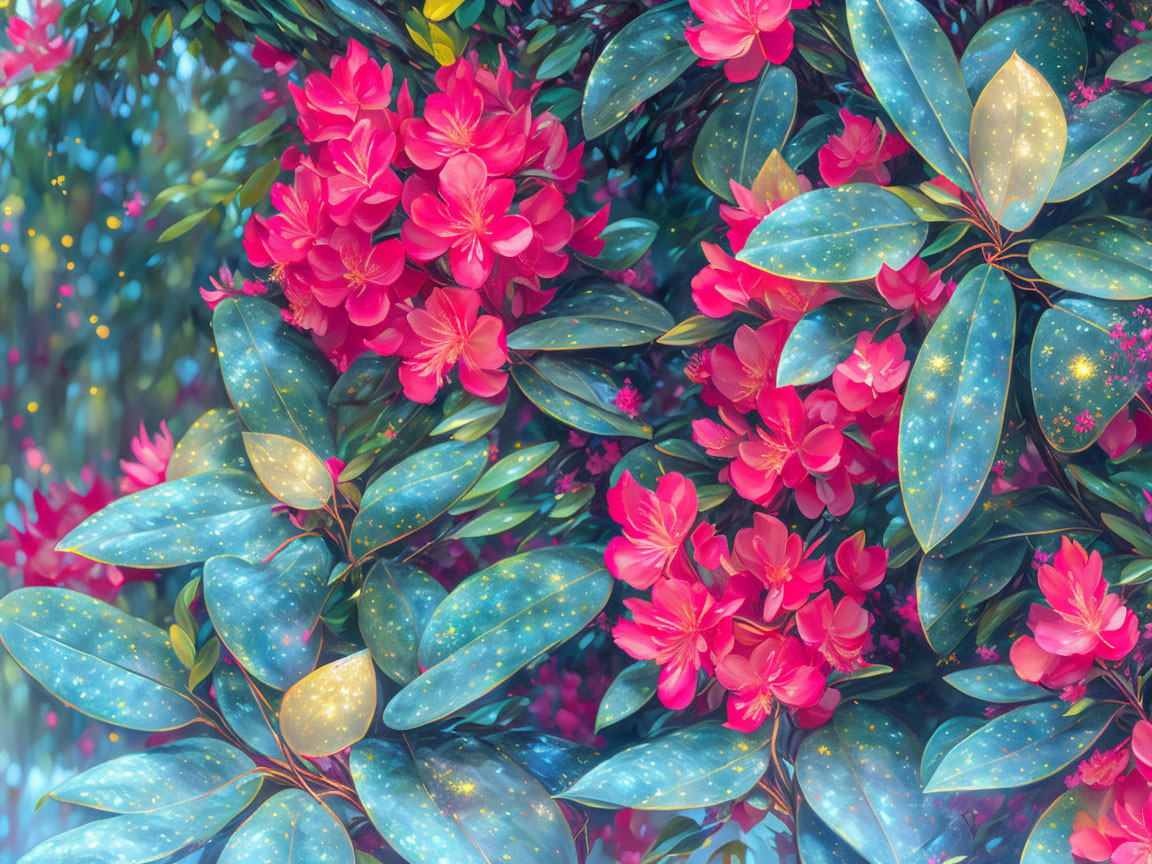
[460,441,559,503]
[1021,786,1107,864]
[581,4,696,137]
[212,295,334,459]
[57,469,294,568]
[204,536,331,690]
[584,219,660,271]
[349,439,487,557]
[485,731,600,795]
[943,665,1050,703]
[924,701,1117,792]
[384,547,611,729]
[506,282,673,351]
[0,588,198,731]
[738,185,927,282]
[846,0,974,190]
[1030,217,1152,300]
[167,408,247,479]
[797,804,869,864]
[219,789,354,864]
[512,354,653,438]
[449,503,537,538]
[213,663,283,760]
[921,717,986,784]
[899,265,1015,550]
[693,65,797,201]
[1048,93,1152,201]
[595,660,660,732]
[557,721,771,809]
[776,300,892,387]
[359,559,447,685]
[1107,39,1152,83]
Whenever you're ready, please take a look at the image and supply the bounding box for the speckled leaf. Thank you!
[846,0,974,190]
[960,3,1085,104]
[450,504,537,538]
[586,219,659,271]
[280,650,377,757]
[0,587,198,731]
[384,547,610,729]
[797,804,869,864]
[507,282,673,351]
[595,661,659,732]
[167,408,247,479]
[219,789,354,864]
[739,185,927,282]
[970,53,1067,232]
[485,731,600,796]
[1021,786,1107,864]
[944,665,1049,703]
[512,355,653,438]
[1030,217,1152,299]
[923,701,1117,792]
[349,439,487,556]
[57,469,294,568]
[204,537,331,690]
[899,266,1015,550]
[213,663,283,760]
[212,295,334,459]
[921,717,986,784]
[359,559,446,685]
[1031,296,1147,452]
[352,736,578,864]
[462,441,559,502]
[558,721,770,809]
[242,432,331,510]
[917,540,1027,655]
[693,65,797,201]
[581,4,695,137]
[1107,39,1152,83]
[1048,93,1152,201]
[777,300,892,386]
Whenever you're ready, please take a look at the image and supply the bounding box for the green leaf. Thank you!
[1021,786,1107,864]
[57,469,294,568]
[507,282,673,351]
[776,300,892,387]
[167,408,248,479]
[326,0,408,45]
[213,663,283,760]
[512,355,653,438]
[204,537,331,689]
[923,701,1116,792]
[349,439,487,556]
[1048,93,1152,201]
[582,4,696,137]
[585,219,660,271]
[558,721,770,809]
[219,789,354,864]
[359,559,447,685]
[243,432,331,509]
[1030,217,1152,300]
[213,296,334,460]
[462,441,559,502]
[595,660,659,732]
[0,588,198,731]
[797,804,869,864]
[352,736,578,864]
[384,547,611,729]
[1107,39,1152,83]
[693,65,797,201]
[943,665,1050,703]
[846,0,974,191]
[158,207,213,242]
[658,313,752,346]
[970,53,1067,232]
[1031,296,1146,452]
[1103,513,1152,557]
[485,731,600,795]
[237,159,281,210]
[899,265,1015,550]
[921,717,986,784]
[450,503,537,538]
[280,650,377,757]
[738,185,927,282]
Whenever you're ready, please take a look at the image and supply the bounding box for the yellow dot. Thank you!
[118,270,125,278]
[0,244,8,253]
[96,325,110,339]
[89,314,98,324]
[26,228,34,237]
[60,235,73,247]
[89,386,98,395]
[56,175,64,184]
[74,137,81,143]
[105,216,122,230]
[109,732,118,742]
[27,402,38,413]
[66,262,74,271]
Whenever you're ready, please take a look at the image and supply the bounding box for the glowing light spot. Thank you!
[60,234,73,247]
[27,402,38,413]
[96,325,110,339]
[105,216,122,230]
[1070,356,1094,380]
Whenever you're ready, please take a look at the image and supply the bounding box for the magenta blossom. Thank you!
[606,472,698,590]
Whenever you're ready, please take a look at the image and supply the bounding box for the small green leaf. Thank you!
[1048,93,1152,201]
[512,355,652,438]
[1107,39,1152,83]
[943,665,1050,703]
[463,442,559,502]
[450,503,537,538]
[167,408,248,479]
[776,300,892,387]
[595,661,659,731]
[280,650,377,757]
[921,717,986,784]
[1030,217,1152,300]
[237,159,281,210]
[359,559,447,685]
[219,789,354,864]
[213,663,283,760]
[584,218,660,271]
[507,282,673,351]
[158,207,214,242]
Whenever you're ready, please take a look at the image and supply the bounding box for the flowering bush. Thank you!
[5,0,1152,863]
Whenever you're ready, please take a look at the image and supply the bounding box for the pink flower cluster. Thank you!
[0,1,71,85]
[243,39,607,398]
[1071,723,1152,862]
[685,0,810,82]
[606,471,887,731]
[817,109,909,188]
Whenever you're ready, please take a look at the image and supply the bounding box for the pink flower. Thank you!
[876,257,954,318]
[198,266,268,311]
[818,109,910,187]
[1099,406,1152,460]
[709,321,788,413]
[832,531,887,602]
[325,120,402,232]
[796,590,870,673]
[1009,634,1093,689]
[606,472,698,590]
[832,332,909,417]
[685,0,810,83]
[1067,744,1130,790]
[724,512,825,620]
[123,191,147,219]
[252,37,296,76]
[289,38,394,142]
[119,421,174,494]
[1071,774,1152,863]
[613,379,643,418]
[0,1,72,84]
[398,287,508,403]
[613,578,741,710]
[307,227,405,325]
[402,153,533,288]
[715,635,826,731]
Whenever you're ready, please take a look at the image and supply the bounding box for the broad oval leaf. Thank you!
[167,408,247,479]
[776,300,892,386]
[924,701,1117,792]
[739,185,927,282]
[582,4,696,137]
[352,736,578,864]
[797,804,869,864]
[0,587,198,731]
[280,650,377,757]
[921,717,986,784]
[56,469,294,568]
[943,665,1049,703]
[970,53,1067,232]
[1048,92,1152,201]
[507,282,673,351]
[846,0,974,190]
[1030,217,1152,300]
[512,354,653,438]
[485,731,600,796]
[595,660,659,732]
[463,441,559,502]
[558,721,770,809]
[693,65,797,201]
[242,432,331,509]
[1107,39,1152,83]
[213,663,283,760]
[359,559,447,685]
[1021,786,1107,864]
[585,219,659,271]
[219,789,355,864]
[349,439,487,556]
[204,536,332,690]
[899,265,1015,550]
[212,295,334,459]
[384,547,611,729]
